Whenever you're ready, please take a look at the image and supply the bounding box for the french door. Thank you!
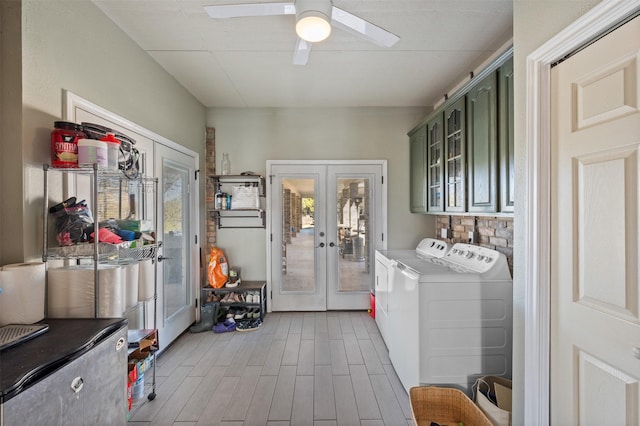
[268,161,386,311]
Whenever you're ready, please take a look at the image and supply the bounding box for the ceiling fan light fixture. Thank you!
[296,10,331,42]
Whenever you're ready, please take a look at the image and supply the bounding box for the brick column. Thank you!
[205,127,216,249]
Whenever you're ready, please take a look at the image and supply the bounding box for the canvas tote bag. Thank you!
[474,376,512,426]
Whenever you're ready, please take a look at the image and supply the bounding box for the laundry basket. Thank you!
[409,386,492,426]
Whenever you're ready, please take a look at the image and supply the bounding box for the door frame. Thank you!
[265,160,388,313]
[64,91,200,351]
[524,1,639,424]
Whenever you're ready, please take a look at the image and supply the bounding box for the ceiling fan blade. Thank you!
[293,38,311,65]
[204,2,295,19]
[331,6,399,47]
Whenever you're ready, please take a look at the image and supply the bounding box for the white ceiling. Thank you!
[92,0,513,108]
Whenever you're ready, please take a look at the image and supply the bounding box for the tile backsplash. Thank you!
[436,215,513,274]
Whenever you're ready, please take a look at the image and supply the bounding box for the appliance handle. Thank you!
[396,262,419,280]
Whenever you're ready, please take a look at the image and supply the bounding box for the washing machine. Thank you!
[374,238,451,354]
[388,242,512,396]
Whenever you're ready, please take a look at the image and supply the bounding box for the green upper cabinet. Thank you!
[409,125,428,213]
[466,72,498,213]
[498,57,514,213]
[407,51,513,216]
[444,97,466,212]
[427,113,444,212]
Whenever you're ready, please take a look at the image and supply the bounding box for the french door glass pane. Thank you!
[336,178,370,292]
[162,162,189,319]
[281,178,316,292]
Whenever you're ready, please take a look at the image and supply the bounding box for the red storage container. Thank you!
[50,121,86,168]
[369,291,375,318]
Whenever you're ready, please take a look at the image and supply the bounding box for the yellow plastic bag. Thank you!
[208,246,229,288]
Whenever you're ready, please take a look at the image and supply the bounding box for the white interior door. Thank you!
[551,16,640,424]
[268,161,386,311]
[155,143,197,349]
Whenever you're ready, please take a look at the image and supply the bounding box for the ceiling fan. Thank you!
[204,0,400,65]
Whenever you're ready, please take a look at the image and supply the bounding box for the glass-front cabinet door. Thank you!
[444,97,466,212]
[427,113,444,212]
[409,125,428,213]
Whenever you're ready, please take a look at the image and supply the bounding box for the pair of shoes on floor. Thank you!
[245,291,260,303]
[212,318,236,333]
[235,318,262,332]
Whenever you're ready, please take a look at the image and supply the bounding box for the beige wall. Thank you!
[1,0,23,265]
[12,0,206,264]
[512,0,601,423]
[208,107,434,280]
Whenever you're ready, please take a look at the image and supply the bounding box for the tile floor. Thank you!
[129,311,412,425]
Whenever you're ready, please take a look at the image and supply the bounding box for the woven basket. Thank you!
[409,386,492,426]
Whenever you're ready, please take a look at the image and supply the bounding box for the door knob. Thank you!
[317,242,325,248]
[329,242,335,247]
[157,255,172,262]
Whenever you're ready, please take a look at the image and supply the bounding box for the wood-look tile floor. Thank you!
[129,311,412,426]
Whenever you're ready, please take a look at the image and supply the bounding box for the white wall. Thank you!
[16,0,206,263]
[208,107,434,280]
[512,0,601,423]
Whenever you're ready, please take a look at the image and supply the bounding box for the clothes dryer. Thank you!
[389,242,512,395]
[374,238,451,346]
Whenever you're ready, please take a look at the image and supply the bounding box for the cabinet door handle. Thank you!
[71,376,84,394]
[116,337,126,351]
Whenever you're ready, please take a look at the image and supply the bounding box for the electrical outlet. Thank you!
[441,228,448,238]
[468,231,479,243]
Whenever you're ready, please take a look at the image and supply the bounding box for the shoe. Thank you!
[206,294,221,303]
[189,302,219,333]
[248,307,260,318]
[220,292,233,303]
[213,318,236,333]
[230,292,244,303]
[236,318,259,332]
[234,309,248,319]
[244,292,253,303]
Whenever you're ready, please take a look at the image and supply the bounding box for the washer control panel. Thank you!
[445,243,508,276]
[415,238,450,259]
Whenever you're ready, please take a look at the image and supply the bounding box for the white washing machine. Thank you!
[387,242,512,395]
[374,238,451,354]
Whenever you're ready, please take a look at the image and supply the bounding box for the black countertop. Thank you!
[0,318,127,403]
